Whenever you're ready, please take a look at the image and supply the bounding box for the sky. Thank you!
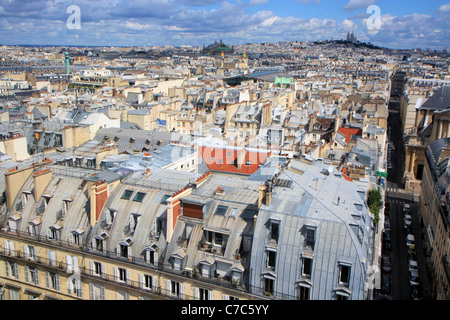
[0,0,449,50]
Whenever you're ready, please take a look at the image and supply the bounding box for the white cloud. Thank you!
[439,3,450,13]
[248,0,269,6]
[344,0,378,11]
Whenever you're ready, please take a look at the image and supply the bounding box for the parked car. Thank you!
[405,224,412,235]
[381,274,391,294]
[406,234,415,248]
[403,203,410,213]
[409,259,418,272]
[408,250,417,262]
[411,285,422,300]
[409,270,420,286]
[382,256,392,273]
[383,229,391,241]
[383,240,391,252]
[384,217,391,230]
[404,214,412,229]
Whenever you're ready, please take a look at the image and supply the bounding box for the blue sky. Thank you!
[0,0,449,49]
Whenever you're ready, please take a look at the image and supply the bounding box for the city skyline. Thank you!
[0,0,449,50]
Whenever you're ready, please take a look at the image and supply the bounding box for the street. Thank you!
[377,101,432,300]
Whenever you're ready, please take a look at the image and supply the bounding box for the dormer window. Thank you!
[133,192,146,202]
[48,224,62,240]
[129,213,141,233]
[270,221,280,242]
[144,243,158,265]
[305,225,316,249]
[118,237,133,259]
[70,228,85,245]
[63,198,72,215]
[93,232,108,252]
[121,190,134,200]
[106,208,117,226]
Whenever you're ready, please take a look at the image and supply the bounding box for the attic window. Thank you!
[133,192,146,202]
[161,195,171,205]
[121,190,133,200]
[215,205,228,216]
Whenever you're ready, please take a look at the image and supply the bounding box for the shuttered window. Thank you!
[182,202,203,219]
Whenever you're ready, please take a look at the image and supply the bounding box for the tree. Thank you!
[368,189,382,226]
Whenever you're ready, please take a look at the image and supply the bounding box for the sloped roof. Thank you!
[420,86,450,111]
[338,127,362,144]
[199,146,270,175]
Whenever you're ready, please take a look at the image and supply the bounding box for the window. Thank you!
[129,214,141,232]
[23,245,37,261]
[196,288,212,300]
[302,257,312,278]
[90,283,105,300]
[298,286,310,300]
[9,288,20,300]
[266,250,276,270]
[140,274,154,291]
[133,192,146,202]
[121,190,133,200]
[3,240,14,255]
[215,205,228,216]
[68,277,82,297]
[95,238,104,252]
[336,293,348,300]
[270,221,279,242]
[204,230,228,249]
[223,295,240,300]
[25,266,40,285]
[120,244,129,258]
[66,255,79,273]
[117,290,130,300]
[168,280,183,298]
[46,272,60,291]
[72,232,82,245]
[339,264,351,286]
[306,227,316,248]
[106,208,117,225]
[161,195,171,205]
[215,233,224,246]
[115,267,129,284]
[144,246,157,265]
[48,250,56,266]
[264,277,274,295]
[5,261,19,280]
[91,261,104,277]
[48,226,61,240]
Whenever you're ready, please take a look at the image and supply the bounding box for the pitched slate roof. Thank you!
[419,86,450,111]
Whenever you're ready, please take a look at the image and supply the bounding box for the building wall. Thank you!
[0,136,30,162]
[420,152,450,300]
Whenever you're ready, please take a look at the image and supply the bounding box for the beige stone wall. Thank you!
[0,136,30,161]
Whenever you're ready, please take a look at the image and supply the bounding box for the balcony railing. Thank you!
[0,228,247,293]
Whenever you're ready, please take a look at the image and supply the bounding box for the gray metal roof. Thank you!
[250,158,371,299]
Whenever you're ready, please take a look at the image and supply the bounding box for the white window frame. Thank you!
[338,262,352,287]
[25,266,40,286]
[89,283,105,300]
[46,271,60,291]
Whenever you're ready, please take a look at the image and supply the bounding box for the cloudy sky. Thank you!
[0,0,449,49]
